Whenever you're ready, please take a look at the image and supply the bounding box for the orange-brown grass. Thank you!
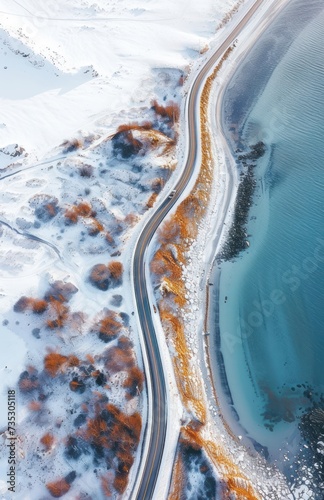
[107,261,123,280]
[151,241,186,306]
[160,306,206,423]
[157,218,181,245]
[151,45,261,498]
[217,0,244,30]
[168,445,186,500]
[40,433,54,451]
[151,246,183,280]
[180,426,260,500]
[46,478,71,498]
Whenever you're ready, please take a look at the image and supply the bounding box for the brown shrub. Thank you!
[123,367,144,398]
[28,400,42,412]
[124,213,138,227]
[78,164,94,178]
[31,299,48,314]
[68,355,80,367]
[82,403,141,491]
[116,130,143,155]
[64,207,78,224]
[126,412,142,443]
[116,448,134,473]
[100,474,112,497]
[61,138,83,153]
[103,336,135,374]
[86,354,95,364]
[64,201,93,224]
[44,353,69,377]
[89,264,110,291]
[85,416,109,448]
[113,472,128,494]
[105,231,114,245]
[13,296,32,313]
[46,299,69,329]
[153,247,182,281]
[14,296,48,314]
[107,261,123,281]
[45,281,78,303]
[19,377,38,393]
[44,202,59,219]
[76,202,93,217]
[146,192,158,209]
[30,195,59,221]
[18,369,39,393]
[152,100,180,123]
[92,310,123,343]
[69,378,86,394]
[40,433,54,451]
[151,177,164,193]
[88,218,104,236]
[117,122,152,133]
[46,478,71,498]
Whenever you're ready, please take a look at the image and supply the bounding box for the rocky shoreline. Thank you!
[219,141,265,261]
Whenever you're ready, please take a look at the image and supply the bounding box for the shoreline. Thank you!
[202,0,293,467]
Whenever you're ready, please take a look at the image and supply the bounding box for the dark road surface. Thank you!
[132,1,264,498]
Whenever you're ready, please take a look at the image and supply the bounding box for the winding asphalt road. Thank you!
[132,1,265,498]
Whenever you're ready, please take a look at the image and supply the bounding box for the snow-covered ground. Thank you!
[0,0,251,498]
[0,0,242,158]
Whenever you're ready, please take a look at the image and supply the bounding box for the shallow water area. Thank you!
[218,0,324,492]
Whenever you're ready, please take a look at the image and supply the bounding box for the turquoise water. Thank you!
[219,0,324,480]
